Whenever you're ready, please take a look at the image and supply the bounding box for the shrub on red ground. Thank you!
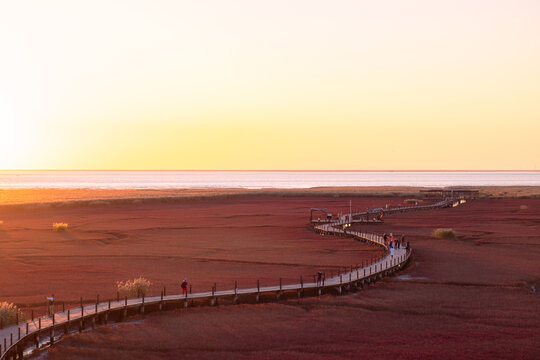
[52,222,69,231]
[0,302,25,326]
[432,228,456,239]
[117,277,151,298]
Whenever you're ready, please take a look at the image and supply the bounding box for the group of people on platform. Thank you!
[384,233,410,251]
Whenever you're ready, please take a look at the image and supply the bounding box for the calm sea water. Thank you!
[0,171,538,189]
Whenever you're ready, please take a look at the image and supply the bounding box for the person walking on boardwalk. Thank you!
[46,294,54,316]
[317,271,322,286]
[181,279,188,296]
[390,246,395,259]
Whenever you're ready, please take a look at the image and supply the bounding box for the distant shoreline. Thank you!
[2,170,539,172]
[1,186,539,207]
[2,171,539,191]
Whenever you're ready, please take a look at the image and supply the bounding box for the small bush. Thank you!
[0,302,25,326]
[432,228,456,239]
[117,277,151,298]
[52,222,69,231]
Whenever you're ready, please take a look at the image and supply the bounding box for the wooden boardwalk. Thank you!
[0,198,457,359]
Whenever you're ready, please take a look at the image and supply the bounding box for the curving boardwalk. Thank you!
[0,198,460,359]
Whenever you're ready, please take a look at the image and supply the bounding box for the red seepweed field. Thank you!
[1,192,540,359]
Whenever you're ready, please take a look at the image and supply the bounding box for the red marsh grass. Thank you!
[1,195,539,359]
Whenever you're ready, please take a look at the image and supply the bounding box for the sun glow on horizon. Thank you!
[1,0,539,170]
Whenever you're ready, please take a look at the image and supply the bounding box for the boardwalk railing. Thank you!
[0,199,460,360]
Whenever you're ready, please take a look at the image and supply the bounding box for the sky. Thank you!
[0,0,539,170]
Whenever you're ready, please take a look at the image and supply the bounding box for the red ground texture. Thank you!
[1,195,540,359]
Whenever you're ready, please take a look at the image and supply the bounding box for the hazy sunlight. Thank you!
[0,0,539,170]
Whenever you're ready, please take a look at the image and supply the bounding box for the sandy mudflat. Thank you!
[1,190,539,359]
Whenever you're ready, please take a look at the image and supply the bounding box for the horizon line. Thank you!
[0,169,539,172]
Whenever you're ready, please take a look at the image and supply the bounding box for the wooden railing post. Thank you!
[211,284,216,306]
[123,296,128,320]
[141,294,145,314]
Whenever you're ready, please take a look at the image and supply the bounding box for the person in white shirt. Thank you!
[46,294,54,316]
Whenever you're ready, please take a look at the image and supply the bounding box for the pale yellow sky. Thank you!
[0,0,539,170]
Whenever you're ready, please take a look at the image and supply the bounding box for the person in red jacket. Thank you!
[181,279,188,295]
